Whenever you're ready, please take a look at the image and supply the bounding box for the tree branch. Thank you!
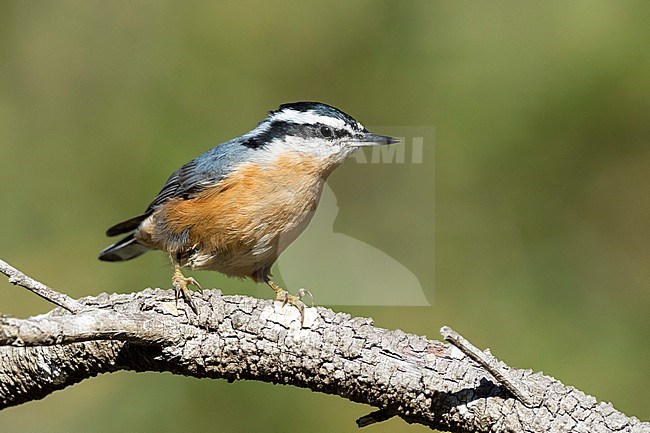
[441,326,535,407]
[0,261,648,432]
[0,259,85,313]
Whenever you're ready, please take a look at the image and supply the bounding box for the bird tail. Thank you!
[99,234,151,262]
[106,213,148,237]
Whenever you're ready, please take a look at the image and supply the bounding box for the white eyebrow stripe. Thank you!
[271,109,348,130]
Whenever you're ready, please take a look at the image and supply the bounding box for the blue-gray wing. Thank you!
[144,139,250,213]
[105,139,252,237]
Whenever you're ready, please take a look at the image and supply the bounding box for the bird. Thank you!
[99,101,399,321]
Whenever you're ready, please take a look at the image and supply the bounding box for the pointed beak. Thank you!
[349,131,400,147]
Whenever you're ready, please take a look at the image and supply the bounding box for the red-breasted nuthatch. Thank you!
[99,102,399,320]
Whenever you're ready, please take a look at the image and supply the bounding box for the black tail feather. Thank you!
[106,213,149,237]
[99,234,150,262]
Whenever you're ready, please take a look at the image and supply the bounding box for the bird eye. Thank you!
[320,126,333,138]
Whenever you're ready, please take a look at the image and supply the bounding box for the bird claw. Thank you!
[185,276,201,290]
[274,288,310,325]
[298,288,314,308]
[172,268,200,315]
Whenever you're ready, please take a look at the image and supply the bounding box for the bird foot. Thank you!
[269,282,313,325]
[172,267,201,314]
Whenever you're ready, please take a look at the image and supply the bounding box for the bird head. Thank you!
[241,102,399,165]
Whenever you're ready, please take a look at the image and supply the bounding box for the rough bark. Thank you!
[0,262,648,432]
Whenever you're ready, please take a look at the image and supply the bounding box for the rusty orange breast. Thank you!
[145,151,337,277]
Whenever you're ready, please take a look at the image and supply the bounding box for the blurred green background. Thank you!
[1,1,649,432]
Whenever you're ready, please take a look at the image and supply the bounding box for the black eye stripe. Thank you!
[336,129,350,138]
[314,123,351,139]
[241,120,354,149]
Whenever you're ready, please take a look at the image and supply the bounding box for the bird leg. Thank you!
[267,280,313,325]
[172,263,200,314]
